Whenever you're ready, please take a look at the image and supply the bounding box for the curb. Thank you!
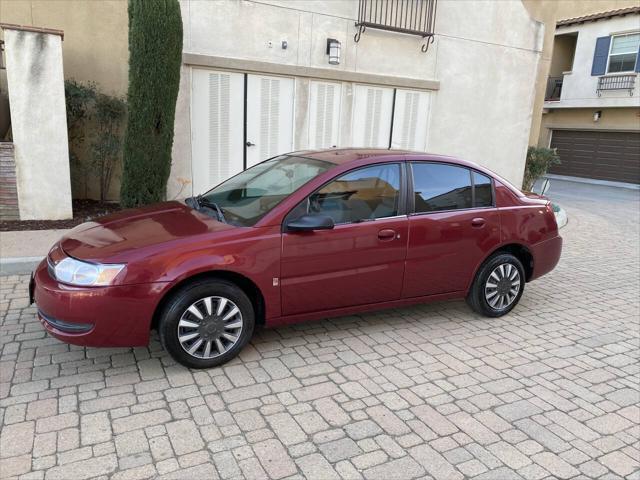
[0,256,43,275]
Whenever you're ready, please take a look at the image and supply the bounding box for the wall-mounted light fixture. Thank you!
[326,38,341,65]
[593,110,602,122]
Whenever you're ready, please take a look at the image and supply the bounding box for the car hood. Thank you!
[59,201,235,263]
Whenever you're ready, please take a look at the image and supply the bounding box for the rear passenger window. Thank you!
[473,171,493,207]
[411,163,472,212]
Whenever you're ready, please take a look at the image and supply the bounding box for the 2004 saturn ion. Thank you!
[31,149,562,368]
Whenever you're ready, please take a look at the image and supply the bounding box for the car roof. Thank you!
[287,148,524,195]
[289,148,472,167]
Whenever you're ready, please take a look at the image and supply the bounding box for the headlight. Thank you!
[53,257,125,286]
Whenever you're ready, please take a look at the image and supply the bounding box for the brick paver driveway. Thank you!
[1,181,639,480]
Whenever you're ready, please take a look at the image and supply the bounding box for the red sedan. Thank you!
[31,149,562,368]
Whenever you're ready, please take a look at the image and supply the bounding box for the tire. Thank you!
[466,253,525,317]
[158,279,255,369]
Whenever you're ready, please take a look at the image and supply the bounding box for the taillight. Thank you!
[545,202,554,214]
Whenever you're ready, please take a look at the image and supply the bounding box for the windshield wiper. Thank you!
[195,195,227,224]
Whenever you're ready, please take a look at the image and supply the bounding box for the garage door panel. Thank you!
[550,130,640,184]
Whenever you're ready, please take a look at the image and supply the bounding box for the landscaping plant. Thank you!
[522,146,561,192]
[120,0,183,208]
[64,79,96,197]
[91,93,127,202]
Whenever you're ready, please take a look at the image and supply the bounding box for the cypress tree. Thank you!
[120,0,183,207]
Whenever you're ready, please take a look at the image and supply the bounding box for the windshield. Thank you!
[200,155,334,227]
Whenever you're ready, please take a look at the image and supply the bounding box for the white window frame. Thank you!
[606,32,640,74]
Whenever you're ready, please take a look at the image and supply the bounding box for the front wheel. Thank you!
[158,279,255,369]
[466,253,525,317]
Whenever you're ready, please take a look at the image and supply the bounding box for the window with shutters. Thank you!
[607,33,640,73]
[308,81,342,149]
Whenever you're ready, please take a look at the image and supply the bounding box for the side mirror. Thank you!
[286,214,335,232]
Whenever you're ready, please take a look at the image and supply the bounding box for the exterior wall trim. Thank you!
[545,124,640,132]
[183,53,440,91]
[0,23,64,40]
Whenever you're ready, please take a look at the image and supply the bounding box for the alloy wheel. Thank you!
[484,263,521,310]
[177,296,243,359]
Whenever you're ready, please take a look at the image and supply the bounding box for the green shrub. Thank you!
[120,0,183,208]
[91,94,127,202]
[65,79,96,197]
[522,146,560,192]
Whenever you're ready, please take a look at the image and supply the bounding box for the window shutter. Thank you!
[591,36,611,76]
[635,45,640,73]
[308,81,342,149]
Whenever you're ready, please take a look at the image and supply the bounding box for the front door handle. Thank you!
[378,229,397,241]
[471,217,486,228]
[246,141,255,147]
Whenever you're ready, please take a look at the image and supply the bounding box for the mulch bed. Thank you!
[0,200,121,232]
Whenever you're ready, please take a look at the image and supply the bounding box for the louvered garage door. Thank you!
[191,69,244,194]
[308,81,342,149]
[351,85,394,148]
[549,130,640,184]
[391,89,431,151]
[246,74,295,168]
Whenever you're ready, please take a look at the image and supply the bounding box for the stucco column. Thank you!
[3,26,73,220]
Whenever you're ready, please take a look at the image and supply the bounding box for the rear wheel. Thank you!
[159,279,255,369]
[466,253,525,317]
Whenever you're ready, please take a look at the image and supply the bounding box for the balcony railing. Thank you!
[354,0,438,52]
[597,74,636,96]
[545,76,563,101]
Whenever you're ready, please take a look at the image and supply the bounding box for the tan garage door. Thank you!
[549,130,640,184]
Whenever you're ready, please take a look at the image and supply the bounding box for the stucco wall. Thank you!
[3,28,72,220]
[552,15,640,108]
[0,0,128,95]
[538,107,640,147]
[1,0,128,202]
[522,0,639,145]
[170,0,544,197]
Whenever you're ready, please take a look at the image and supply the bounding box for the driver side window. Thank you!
[295,164,401,224]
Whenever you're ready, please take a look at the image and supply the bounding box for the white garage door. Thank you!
[308,80,342,149]
[391,89,431,151]
[245,74,295,168]
[351,85,395,148]
[191,69,244,195]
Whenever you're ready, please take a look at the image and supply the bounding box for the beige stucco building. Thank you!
[533,6,639,184]
[3,0,635,202]
[168,0,544,199]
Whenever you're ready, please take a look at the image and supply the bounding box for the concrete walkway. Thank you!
[0,229,68,274]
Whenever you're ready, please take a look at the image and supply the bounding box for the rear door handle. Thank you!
[378,229,397,241]
[471,217,486,228]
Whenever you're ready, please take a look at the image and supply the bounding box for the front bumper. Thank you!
[32,259,168,347]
